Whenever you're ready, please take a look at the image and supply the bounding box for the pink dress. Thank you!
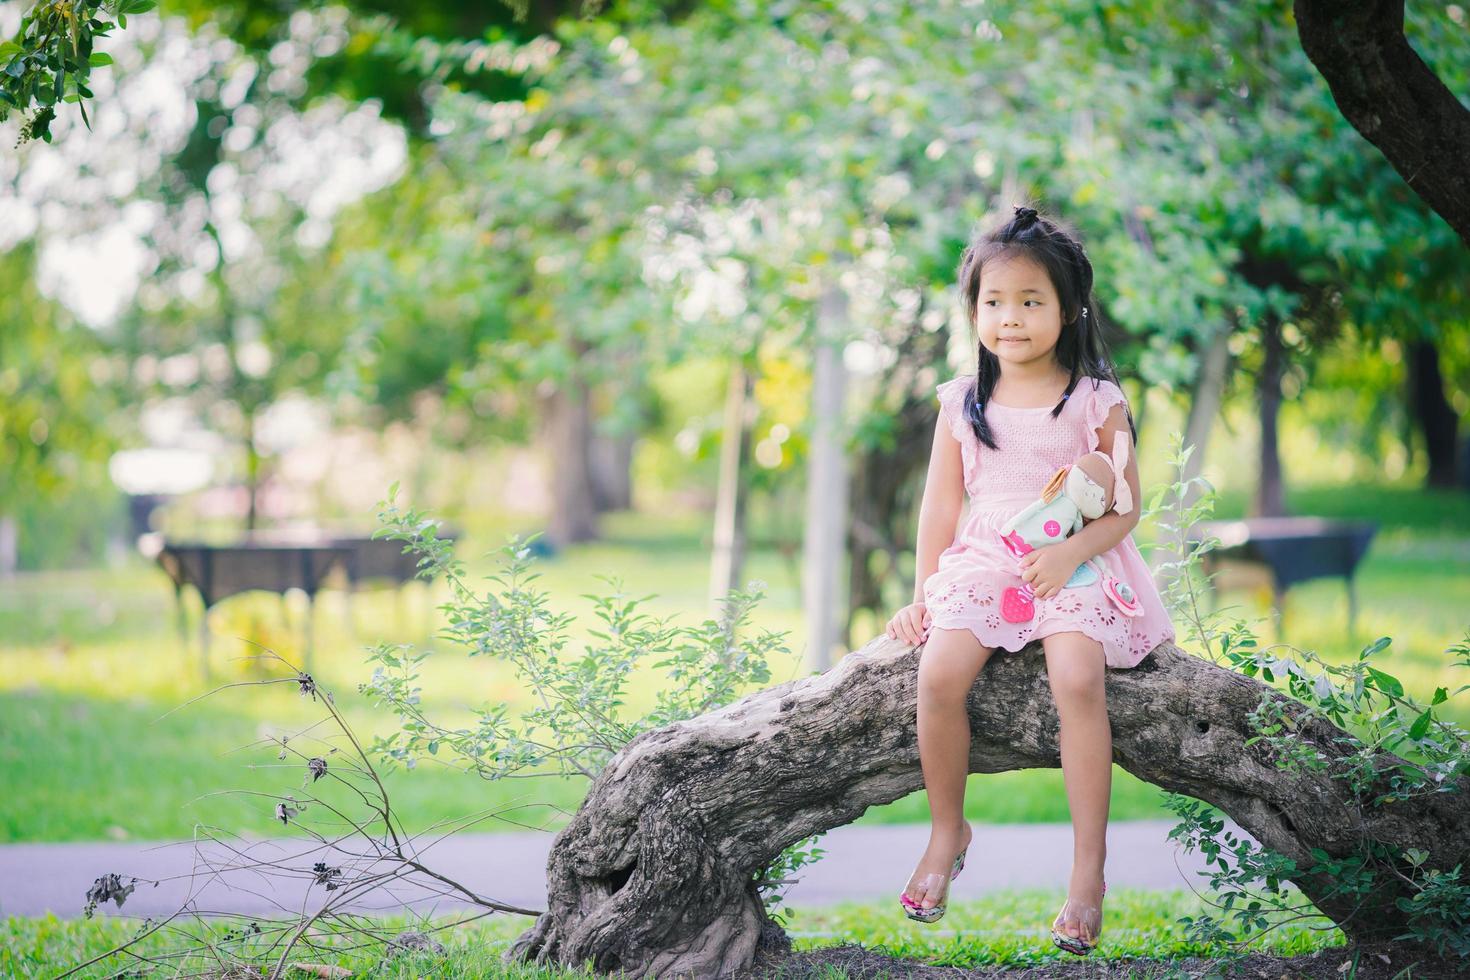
[921,375,1175,668]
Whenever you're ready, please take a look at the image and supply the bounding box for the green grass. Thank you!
[2,885,1348,978]
[2,492,1468,844]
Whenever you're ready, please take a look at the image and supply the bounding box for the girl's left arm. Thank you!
[1062,402,1141,564]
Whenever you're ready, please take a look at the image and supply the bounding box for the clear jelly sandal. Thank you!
[1050,879,1106,955]
[898,825,970,923]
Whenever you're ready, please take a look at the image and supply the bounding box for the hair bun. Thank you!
[1012,205,1040,224]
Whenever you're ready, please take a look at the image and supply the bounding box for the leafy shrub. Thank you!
[1147,434,1470,956]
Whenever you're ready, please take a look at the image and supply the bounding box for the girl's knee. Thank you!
[918,629,993,701]
[1047,667,1105,706]
[1043,634,1106,701]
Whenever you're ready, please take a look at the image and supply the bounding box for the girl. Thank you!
[885,204,1175,955]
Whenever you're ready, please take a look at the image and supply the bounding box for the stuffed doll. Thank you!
[997,431,1144,623]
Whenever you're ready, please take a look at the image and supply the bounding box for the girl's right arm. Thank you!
[887,412,965,645]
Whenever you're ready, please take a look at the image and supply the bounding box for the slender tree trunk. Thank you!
[245,408,261,533]
[844,390,932,651]
[589,428,636,513]
[543,373,600,548]
[1159,322,1234,577]
[1183,323,1233,490]
[0,514,16,578]
[802,288,850,673]
[841,303,948,650]
[709,359,753,609]
[1254,314,1287,518]
[1405,337,1461,489]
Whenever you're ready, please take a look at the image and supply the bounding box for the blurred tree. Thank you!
[1044,0,1469,512]
[71,12,407,530]
[1,9,421,546]
[156,0,698,138]
[0,242,121,573]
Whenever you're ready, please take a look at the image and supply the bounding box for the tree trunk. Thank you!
[1405,337,1461,489]
[1159,322,1233,579]
[1294,0,1470,248]
[506,635,1468,978]
[1183,322,1233,492]
[245,408,261,533]
[709,359,754,610]
[842,301,948,651]
[543,376,600,548]
[801,289,850,673]
[1254,314,1286,518]
[0,514,16,578]
[844,392,933,651]
[589,427,636,512]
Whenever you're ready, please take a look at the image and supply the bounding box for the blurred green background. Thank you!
[2,0,1468,852]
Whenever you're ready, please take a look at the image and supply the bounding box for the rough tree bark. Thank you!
[506,635,1469,978]
[1294,0,1470,249]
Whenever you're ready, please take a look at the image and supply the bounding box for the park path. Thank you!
[1,817,1244,920]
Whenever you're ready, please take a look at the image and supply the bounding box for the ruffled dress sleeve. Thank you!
[936,376,979,494]
[1083,378,1130,455]
[935,377,971,441]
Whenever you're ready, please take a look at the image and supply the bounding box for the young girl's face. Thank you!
[974,253,1064,372]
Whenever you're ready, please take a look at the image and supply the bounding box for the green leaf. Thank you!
[0,41,24,62]
[88,52,112,67]
[1408,709,1432,740]
[1431,686,1447,705]
[1360,636,1392,660]
[1365,667,1404,697]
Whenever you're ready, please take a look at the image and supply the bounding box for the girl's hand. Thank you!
[1019,543,1081,600]
[886,601,932,646]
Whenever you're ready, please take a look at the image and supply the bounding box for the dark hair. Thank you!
[953,203,1135,450]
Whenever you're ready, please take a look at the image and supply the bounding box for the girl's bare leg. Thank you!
[1042,630,1111,943]
[906,626,994,909]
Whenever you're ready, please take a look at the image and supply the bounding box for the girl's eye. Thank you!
[983,300,1042,306]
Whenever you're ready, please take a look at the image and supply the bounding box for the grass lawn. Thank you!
[2,484,1468,845]
[2,884,1352,978]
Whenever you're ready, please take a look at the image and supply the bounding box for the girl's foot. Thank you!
[1050,868,1106,955]
[899,820,972,921]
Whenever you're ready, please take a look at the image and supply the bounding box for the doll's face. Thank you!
[1066,453,1115,519]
